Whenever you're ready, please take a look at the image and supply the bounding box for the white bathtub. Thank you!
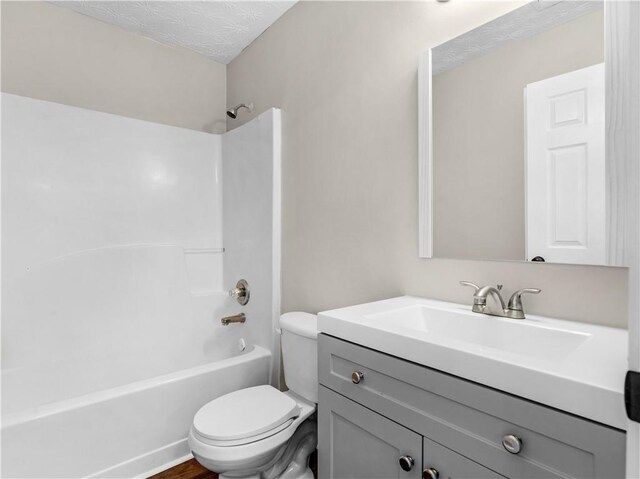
[1,345,272,478]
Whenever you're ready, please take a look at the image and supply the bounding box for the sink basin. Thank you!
[318,296,628,429]
[364,305,591,361]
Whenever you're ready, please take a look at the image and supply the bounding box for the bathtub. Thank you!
[1,345,272,478]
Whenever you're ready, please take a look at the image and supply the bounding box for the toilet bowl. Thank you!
[188,312,318,479]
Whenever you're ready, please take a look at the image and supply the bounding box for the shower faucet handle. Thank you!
[229,279,250,306]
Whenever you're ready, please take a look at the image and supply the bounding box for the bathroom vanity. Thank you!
[316,297,627,479]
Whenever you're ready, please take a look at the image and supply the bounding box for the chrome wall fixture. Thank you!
[221,313,246,326]
[229,279,250,305]
[226,103,254,119]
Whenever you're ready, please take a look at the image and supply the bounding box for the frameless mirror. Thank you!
[419,1,613,265]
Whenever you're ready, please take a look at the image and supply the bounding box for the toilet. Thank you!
[188,312,318,479]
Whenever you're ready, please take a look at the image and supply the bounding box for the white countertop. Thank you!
[318,296,629,430]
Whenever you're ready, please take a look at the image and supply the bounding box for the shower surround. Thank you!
[1,93,281,477]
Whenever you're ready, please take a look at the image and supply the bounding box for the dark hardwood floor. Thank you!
[149,451,318,479]
[148,459,217,479]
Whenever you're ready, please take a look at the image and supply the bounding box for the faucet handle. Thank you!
[229,279,250,305]
[507,288,541,311]
[459,281,481,293]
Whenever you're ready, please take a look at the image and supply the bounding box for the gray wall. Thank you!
[433,10,604,261]
[1,1,227,133]
[227,1,627,328]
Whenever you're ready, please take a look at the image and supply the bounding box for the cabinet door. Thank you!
[422,438,504,479]
[318,386,422,479]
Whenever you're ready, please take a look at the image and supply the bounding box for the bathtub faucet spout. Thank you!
[221,313,246,326]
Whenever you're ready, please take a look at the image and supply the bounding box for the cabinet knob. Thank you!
[423,467,439,479]
[502,434,523,454]
[398,455,415,472]
[351,371,364,384]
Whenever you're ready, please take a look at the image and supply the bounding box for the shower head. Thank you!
[226,103,254,119]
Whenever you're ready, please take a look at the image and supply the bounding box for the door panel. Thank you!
[318,386,422,479]
[526,63,605,265]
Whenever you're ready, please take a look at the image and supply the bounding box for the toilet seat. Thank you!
[193,385,300,447]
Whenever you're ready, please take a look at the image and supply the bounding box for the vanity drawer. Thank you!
[318,334,625,479]
[423,437,505,479]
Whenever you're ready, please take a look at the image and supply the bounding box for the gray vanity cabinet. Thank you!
[318,385,503,479]
[317,334,626,479]
[422,438,505,479]
[318,386,422,479]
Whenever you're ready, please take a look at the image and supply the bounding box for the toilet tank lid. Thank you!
[279,312,318,339]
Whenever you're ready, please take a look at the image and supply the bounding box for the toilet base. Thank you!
[261,420,317,479]
[298,469,314,479]
[282,467,314,479]
[193,419,317,479]
[218,470,313,479]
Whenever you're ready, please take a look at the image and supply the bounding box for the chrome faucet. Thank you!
[221,313,246,326]
[460,281,541,320]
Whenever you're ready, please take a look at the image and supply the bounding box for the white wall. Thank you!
[1,94,230,414]
[227,1,628,329]
[1,0,283,409]
[223,109,282,386]
[1,95,282,478]
[1,1,227,133]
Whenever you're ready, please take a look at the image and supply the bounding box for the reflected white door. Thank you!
[525,63,605,265]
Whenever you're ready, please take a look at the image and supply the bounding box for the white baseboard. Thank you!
[89,439,193,478]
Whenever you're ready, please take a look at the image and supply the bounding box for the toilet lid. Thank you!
[193,385,300,442]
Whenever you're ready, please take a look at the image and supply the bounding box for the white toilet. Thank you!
[188,312,318,479]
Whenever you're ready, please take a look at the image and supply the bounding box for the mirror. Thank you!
[419,1,612,265]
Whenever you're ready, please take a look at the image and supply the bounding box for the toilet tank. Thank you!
[279,312,318,403]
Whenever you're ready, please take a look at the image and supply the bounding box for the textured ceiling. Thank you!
[51,1,297,64]
[432,0,603,75]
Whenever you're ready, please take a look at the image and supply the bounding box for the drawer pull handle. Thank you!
[502,434,523,454]
[398,455,414,471]
[423,468,439,479]
[351,371,364,384]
